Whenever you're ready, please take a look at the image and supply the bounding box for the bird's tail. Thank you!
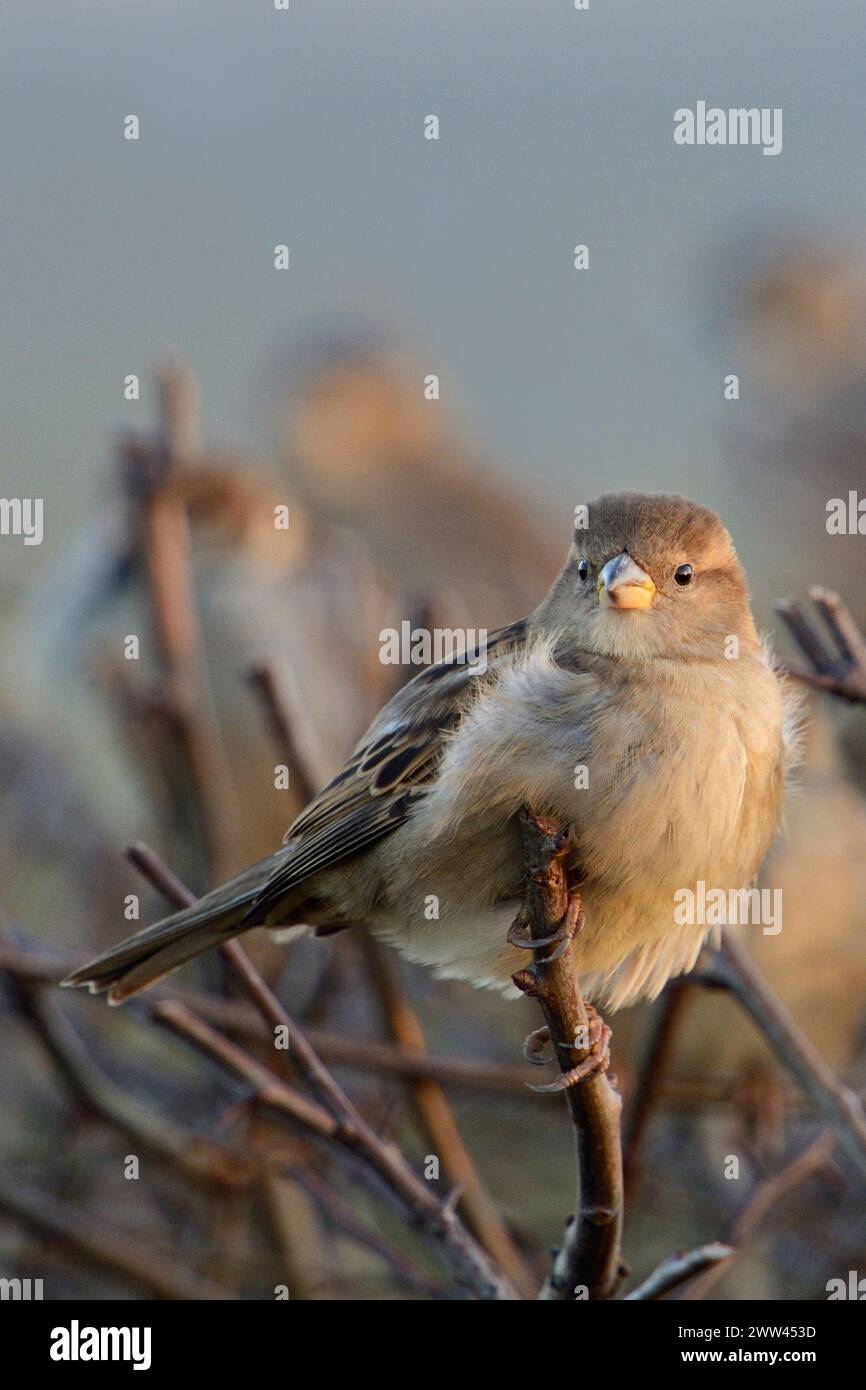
[61,856,275,1005]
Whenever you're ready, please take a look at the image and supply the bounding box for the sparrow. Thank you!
[64,492,797,1010]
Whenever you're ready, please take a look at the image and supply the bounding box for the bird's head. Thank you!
[541,492,758,661]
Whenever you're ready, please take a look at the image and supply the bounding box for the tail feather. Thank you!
[62,878,264,1005]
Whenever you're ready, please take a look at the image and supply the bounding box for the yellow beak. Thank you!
[597,553,656,610]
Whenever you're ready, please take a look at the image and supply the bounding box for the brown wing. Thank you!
[243,620,528,922]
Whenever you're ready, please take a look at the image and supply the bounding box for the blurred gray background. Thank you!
[3,0,866,612]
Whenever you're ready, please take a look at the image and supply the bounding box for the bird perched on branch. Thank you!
[65,492,797,1010]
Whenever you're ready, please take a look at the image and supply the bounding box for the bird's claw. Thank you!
[523,1025,552,1066]
[507,916,564,951]
[544,902,585,963]
[507,897,584,962]
[526,1007,611,1093]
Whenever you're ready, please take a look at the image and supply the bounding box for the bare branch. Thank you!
[695,933,866,1182]
[777,587,866,705]
[681,1131,838,1301]
[0,1168,233,1300]
[248,653,534,1291]
[359,931,537,1297]
[10,973,255,1190]
[286,1163,445,1298]
[0,939,535,1095]
[511,808,624,1301]
[247,661,323,806]
[623,982,691,1200]
[625,1242,734,1300]
[120,384,240,878]
[129,842,517,1300]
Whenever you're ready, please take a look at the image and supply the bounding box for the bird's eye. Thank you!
[674,563,694,587]
[577,559,589,581]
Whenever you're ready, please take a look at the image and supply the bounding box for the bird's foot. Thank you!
[507,895,584,963]
[526,1006,611,1093]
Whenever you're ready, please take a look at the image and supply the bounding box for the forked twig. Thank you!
[777,586,866,704]
[128,841,517,1300]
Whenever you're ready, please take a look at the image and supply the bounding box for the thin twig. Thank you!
[731,1131,837,1244]
[0,1168,233,1300]
[120,358,240,879]
[154,999,341,1135]
[247,661,323,806]
[681,1131,838,1301]
[129,842,517,1300]
[10,973,255,1190]
[0,941,538,1095]
[695,933,866,1182]
[359,932,538,1297]
[622,981,691,1201]
[155,997,515,1298]
[126,840,376,1130]
[511,808,624,1301]
[777,587,866,705]
[285,1163,445,1298]
[625,1242,734,1300]
[248,1116,338,1301]
[248,652,533,1289]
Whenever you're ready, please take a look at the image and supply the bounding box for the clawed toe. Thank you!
[507,918,567,952]
[527,1050,606,1093]
[544,903,585,962]
[526,1008,611,1093]
[507,896,584,962]
[523,1025,552,1066]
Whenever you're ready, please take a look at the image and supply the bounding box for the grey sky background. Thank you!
[2,1,865,598]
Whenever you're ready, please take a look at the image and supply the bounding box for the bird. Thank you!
[63,492,798,1012]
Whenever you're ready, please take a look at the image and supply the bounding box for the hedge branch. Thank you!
[0,1168,232,1301]
[511,808,624,1301]
[1,939,536,1095]
[696,933,866,1181]
[128,841,517,1301]
[247,655,534,1293]
[625,1241,733,1300]
[777,586,866,705]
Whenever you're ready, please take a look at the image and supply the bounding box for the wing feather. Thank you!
[244,619,528,922]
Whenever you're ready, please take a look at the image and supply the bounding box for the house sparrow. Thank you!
[64,492,796,1009]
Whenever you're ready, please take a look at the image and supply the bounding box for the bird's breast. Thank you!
[569,656,785,900]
